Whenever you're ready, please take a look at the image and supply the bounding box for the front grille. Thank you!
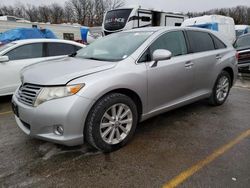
[17,83,41,106]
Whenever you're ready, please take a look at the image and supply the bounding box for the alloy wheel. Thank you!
[100,103,133,145]
[216,75,230,102]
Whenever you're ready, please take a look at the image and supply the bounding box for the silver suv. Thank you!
[12,27,238,152]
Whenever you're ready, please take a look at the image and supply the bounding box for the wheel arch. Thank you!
[222,67,234,87]
[102,88,143,120]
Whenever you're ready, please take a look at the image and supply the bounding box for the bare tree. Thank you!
[25,4,39,22]
[37,5,51,23]
[0,5,15,16]
[105,0,125,10]
[13,2,26,18]
[50,3,64,24]
[188,6,250,25]
[64,2,75,23]
[94,0,105,25]
[67,0,84,24]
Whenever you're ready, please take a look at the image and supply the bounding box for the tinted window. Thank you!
[63,33,74,40]
[104,9,132,31]
[234,35,250,48]
[211,35,226,49]
[187,31,215,53]
[138,31,187,63]
[150,31,188,57]
[5,43,43,60]
[46,43,77,56]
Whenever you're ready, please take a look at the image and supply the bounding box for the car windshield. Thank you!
[0,42,15,52]
[76,32,152,62]
[234,35,250,48]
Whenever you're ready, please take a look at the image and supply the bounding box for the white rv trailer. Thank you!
[0,15,27,22]
[102,6,187,35]
[0,17,102,43]
[181,15,236,44]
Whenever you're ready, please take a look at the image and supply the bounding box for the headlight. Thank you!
[34,84,84,107]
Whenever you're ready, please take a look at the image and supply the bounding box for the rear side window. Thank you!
[187,31,215,53]
[46,43,77,57]
[150,31,188,57]
[211,34,226,49]
[5,43,43,60]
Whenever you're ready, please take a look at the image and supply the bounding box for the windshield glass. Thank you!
[0,43,15,52]
[77,32,152,62]
[104,9,132,31]
[234,35,250,48]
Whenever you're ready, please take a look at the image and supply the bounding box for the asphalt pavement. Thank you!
[0,74,249,188]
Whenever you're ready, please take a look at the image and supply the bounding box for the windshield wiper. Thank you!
[69,52,77,57]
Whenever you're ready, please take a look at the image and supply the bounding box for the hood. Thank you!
[22,56,117,85]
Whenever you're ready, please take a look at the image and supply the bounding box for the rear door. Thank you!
[185,30,227,94]
[140,30,195,112]
[0,43,45,95]
[45,42,80,57]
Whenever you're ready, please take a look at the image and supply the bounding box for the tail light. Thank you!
[235,52,239,61]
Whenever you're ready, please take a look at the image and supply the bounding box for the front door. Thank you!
[0,43,44,95]
[143,31,195,112]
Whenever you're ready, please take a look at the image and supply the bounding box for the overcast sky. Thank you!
[0,0,250,12]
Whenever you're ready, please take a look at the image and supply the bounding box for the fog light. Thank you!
[54,125,64,136]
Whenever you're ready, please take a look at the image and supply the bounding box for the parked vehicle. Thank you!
[0,16,101,44]
[235,25,250,38]
[102,6,187,36]
[0,28,57,44]
[12,27,238,152]
[0,39,85,96]
[234,33,250,72]
[181,15,236,44]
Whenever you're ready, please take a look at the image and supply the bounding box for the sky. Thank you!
[0,0,250,13]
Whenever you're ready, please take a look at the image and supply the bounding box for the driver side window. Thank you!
[138,31,188,63]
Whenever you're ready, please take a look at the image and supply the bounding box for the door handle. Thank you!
[216,55,222,60]
[185,61,194,68]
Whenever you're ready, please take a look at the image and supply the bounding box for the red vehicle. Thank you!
[234,33,250,72]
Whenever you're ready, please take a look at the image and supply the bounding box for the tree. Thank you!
[50,3,64,24]
[105,0,124,10]
[25,4,39,22]
[37,5,51,23]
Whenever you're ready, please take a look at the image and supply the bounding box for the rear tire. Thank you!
[209,71,231,106]
[85,93,138,152]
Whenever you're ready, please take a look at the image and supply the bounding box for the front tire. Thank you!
[85,93,138,152]
[209,71,231,106]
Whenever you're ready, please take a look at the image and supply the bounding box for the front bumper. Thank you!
[12,94,95,146]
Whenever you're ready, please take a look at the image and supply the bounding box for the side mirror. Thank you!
[152,49,172,62]
[0,56,9,63]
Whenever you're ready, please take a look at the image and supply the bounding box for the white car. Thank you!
[0,39,85,96]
